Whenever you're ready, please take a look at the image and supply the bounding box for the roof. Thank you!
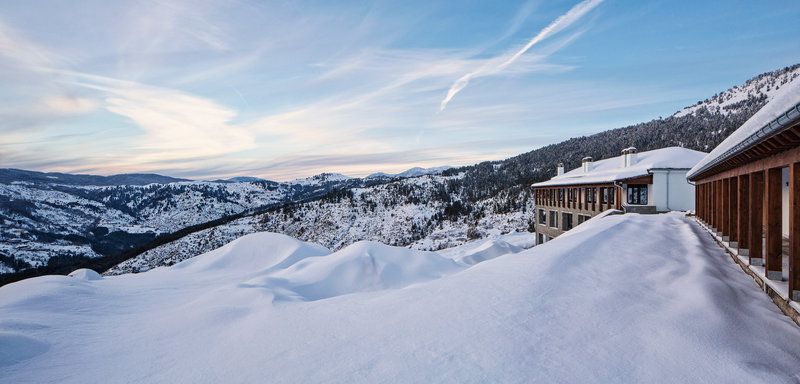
[687,78,800,180]
[532,147,707,187]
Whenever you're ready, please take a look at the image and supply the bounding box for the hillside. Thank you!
[2,213,799,382]
[0,172,400,273]
[107,175,535,274]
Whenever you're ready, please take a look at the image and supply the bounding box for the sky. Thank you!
[0,0,798,181]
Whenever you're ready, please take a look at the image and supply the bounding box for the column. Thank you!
[582,187,586,211]
[721,178,730,241]
[711,181,717,230]
[737,175,750,256]
[718,180,724,235]
[765,167,782,280]
[704,183,709,223]
[790,163,800,301]
[695,185,701,218]
[750,171,764,266]
[728,177,739,247]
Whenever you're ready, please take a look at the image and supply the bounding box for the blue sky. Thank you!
[1,0,798,181]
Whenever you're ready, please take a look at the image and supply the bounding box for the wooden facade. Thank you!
[690,103,800,300]
[532,183,622,242]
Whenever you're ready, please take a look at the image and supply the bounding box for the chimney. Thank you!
[557,163,564,176]
[627,147,638,166]
[581,156,593,173]
[621,148,629,167]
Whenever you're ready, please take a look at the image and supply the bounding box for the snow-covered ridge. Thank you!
[105,173,536,275]
[674,64,800,117]
[366,166,452,179]
[290,172,354,186]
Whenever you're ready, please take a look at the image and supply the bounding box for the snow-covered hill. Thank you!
[106,174,535,274]
[674,64,800,117]
[366,166,452,179]
[2,213,799,382]
[0,173,392,272]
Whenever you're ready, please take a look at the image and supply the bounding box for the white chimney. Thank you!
[581,156,593,173]
[627,147,638,166]
[557,163,564,176]
[621,148,629,167]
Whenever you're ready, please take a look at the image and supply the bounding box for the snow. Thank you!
[250,241,464,302]
[533,146,706,187]
[688,75,800,179]
[438,236,524,265]
[367,166,453,179]
[290,172,353,186]
[67,269,102,280]
[674,65,800,118]
[2,213,800,382]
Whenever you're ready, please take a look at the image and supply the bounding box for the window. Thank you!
[549,210,559,228]
[600,188,607,204]
[608,188,615,204]
[585,188,592,203]
[537,233,544,245]
[577,214,591,225]
[627,184,648,205]
[562,212,573,231]
[558,188,564,203]
[539,209,546,224]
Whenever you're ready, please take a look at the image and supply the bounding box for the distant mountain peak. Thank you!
[0,168,189,186]
[366,166,452,179]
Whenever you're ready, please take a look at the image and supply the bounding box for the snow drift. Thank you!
[67,268,102,280]
[243,241,464,301]
[2,213,800,383]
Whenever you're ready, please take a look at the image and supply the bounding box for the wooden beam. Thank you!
[750,171,764,266]
[790,163,800,300]
[711,181,717,230]
[729,177,738,245]
[717,180,724,233]
[765,167,783,280]
[737,174,750,255]
[721,178,730,239]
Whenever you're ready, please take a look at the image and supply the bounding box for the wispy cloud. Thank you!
[440,0,604,111]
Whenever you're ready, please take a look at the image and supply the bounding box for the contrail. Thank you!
[440,0,603,112]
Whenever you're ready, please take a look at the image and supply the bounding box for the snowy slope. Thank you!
[366,166,452,179]
[106,174,536,275]
[688,72,800,178]
[2,212,800,383]
[0,172,395,272]
[674,64,800,117]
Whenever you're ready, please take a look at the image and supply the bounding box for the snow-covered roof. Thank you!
[687,77,800,179]
[532,147,707,187]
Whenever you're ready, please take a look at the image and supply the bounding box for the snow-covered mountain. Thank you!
[106,173,534,274]
[674,64,800,117]
[366,166,452,179]
[0,168,188,186]
[0,172,395,273]
[3,213,800,382]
